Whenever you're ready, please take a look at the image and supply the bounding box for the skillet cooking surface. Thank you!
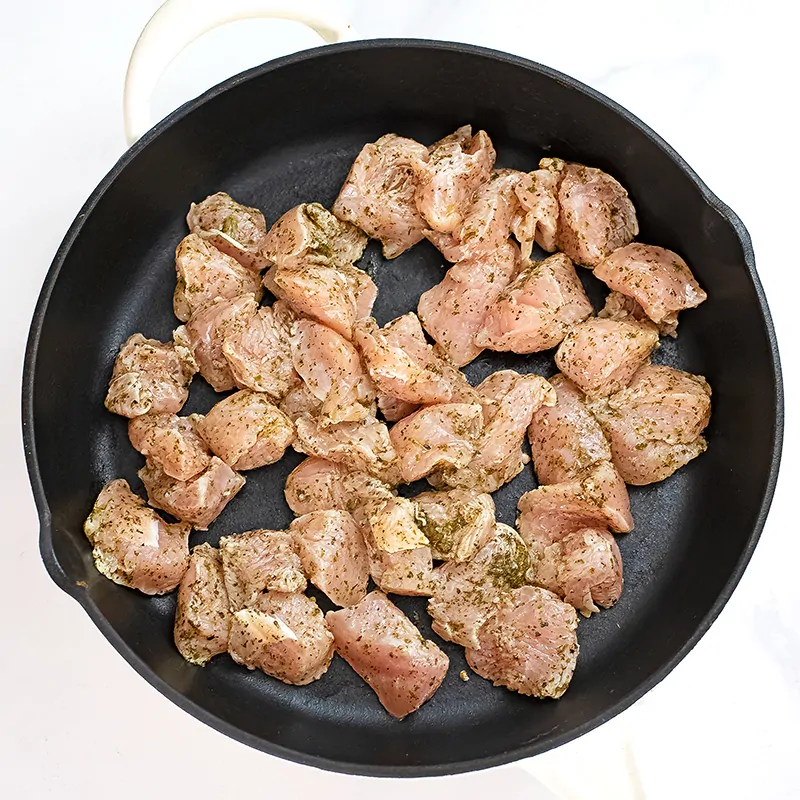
[24,41,782,775]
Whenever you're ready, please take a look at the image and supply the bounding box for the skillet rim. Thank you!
[21,38,784,777]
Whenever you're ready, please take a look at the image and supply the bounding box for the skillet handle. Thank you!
[123,0,357,145]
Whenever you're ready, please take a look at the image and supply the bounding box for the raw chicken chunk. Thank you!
[432,371,555,492]
[555,317,659,398]
[174,543,230,665]
[593,243,707,334]
[413,488,495,562]
[428,523,532,649]
[105,333,197,418]
[418,240,520,366]
[128,412,211,481]
[220,529,306,610]
[465,586,579,698]
[475,253,593,352]
[139,456,245,530]
[512,167,560,255]
[186,191,268,272]
[333,133,430,258]
[229,591,334,685]
[389,402,484,482]
[83,479,191,594]
[326,591,449,718]
[527,373,612,484]
[173,233,263,322]
[291,510,370,607]
[590,364,711,484]
[416,125,496,234]
[178,293,258,392]
[290,318,376,426]
[196,390,294,470]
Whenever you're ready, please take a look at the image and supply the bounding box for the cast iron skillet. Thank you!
[23,40,783,776]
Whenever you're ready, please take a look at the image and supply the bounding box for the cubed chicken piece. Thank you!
[173,233,263,322]
[389,402,484,483]
[294,414,401,484]
[128,413,211,481]
[465,586,579,699]
[413,488,495,562]
[431,371,556,493]
[333,133,430,259]
[589,364,712,484]
[427,523,532,649]
[555,317,659,398]
[279,382,323,422]
[220,529,306,610]
[326,591,449,718]
[222,301,299,399]
[83,479,191,594]
[527,373,612,484]
[229,591,334,685]
[517,461,633,549]
[415,125,496,235]
[105,333,197,418]
[540,158,639,267]
[418,240,520,366]
[174,543,231,665]
[139,456,245,530]
[290,318,375,426]
[475,253,593,353]
[186,191,268,272]
[366,498,435,596]
[512,167,561,255]
[196,390,294,471]
[290,510,370,607]
[594,243,707,335]
[178,293,258,391]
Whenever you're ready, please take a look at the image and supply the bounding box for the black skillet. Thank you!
[23,40,783,776]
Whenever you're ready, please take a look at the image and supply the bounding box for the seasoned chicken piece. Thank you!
[178,293,258,392]
[173,233,263,322]
[517,461,633,548]
[83,479,191,594]
[512,167,560,255]
[291,510,370,607]
[432,371,555,492]
[174,543,230,665]
[594,243,707,335]
[590,364,711,484]
[555,317,659,398]
[263,202,368,268]
[466,586,579,699]
[105,333,197,418]
[229,591,334,685]
[139,456,245,530]
[534,528,623,617]
[427,523,532,649]
[326,591,449,718]
[294,414,401,484]
[187,191,268,272]
[389,402,484,483]
[366,497,435,596]
[279,382,323,422]
[413,488,495,561]
[333,133,430,259]
[196,390,294,471]
[416,125,496,234]
[220,529,306,610]
[540,158,639,267]
[475,253,593,353]
[290,318,375,426]
[128,413,211,481]
[222,301,299,399]
[418,240,520,366]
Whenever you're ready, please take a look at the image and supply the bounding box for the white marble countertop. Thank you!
[2,1,798,797]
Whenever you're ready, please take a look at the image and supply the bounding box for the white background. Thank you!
[2,1,798,798]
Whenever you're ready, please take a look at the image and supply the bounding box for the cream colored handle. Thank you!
[123,0,356,144]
